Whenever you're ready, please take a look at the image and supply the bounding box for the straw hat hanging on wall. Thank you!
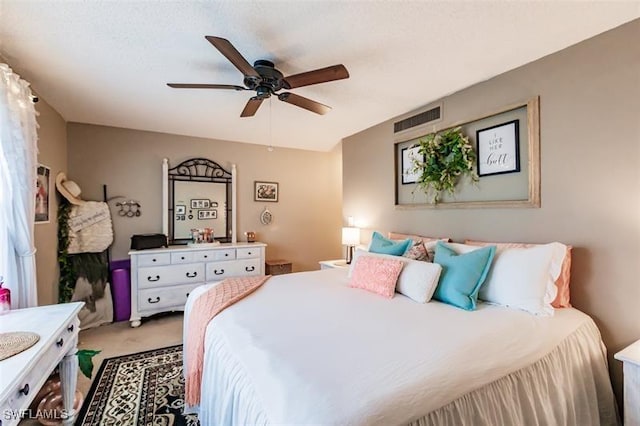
[55,172,85,205]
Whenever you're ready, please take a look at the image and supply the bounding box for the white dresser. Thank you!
[129,243,266,327]
[0,302,83,426]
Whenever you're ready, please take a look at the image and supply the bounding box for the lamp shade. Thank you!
[341,227,360,246]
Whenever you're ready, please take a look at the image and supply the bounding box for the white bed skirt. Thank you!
[191,317,618,426]
[412,320,618,426]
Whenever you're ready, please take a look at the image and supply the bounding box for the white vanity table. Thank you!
[129,243,266,327]
[0,302,83,426]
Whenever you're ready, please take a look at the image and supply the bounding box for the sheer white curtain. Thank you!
[0,63,39,308]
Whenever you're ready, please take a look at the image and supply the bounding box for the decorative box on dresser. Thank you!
[129,242,266,327]
[615,339,640,425]
[0,302,83,426]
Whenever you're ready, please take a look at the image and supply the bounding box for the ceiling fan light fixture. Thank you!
[168,36,349,118]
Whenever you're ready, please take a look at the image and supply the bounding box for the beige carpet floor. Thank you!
[21,312,184,425]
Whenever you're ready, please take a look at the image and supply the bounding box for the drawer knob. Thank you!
[148,297,161,304]
[248,252,252,255]
[186,293,190,298]
[245,266,255,272]
[19,383,30,396]
[214,269,225,275]
[186,271,198,278]
[147,275,160,282]
[225,253,229,257]
[181,256,185,260]
[67,324,74,332]
[56,338,64,347]
[204,255,208,258]
[152,258,157,262]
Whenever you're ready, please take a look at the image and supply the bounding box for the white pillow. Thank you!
[480,243,565,315]
[349,249,442,303]
[443,242,565,315]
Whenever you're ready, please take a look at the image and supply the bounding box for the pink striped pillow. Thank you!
[349,255,404,298]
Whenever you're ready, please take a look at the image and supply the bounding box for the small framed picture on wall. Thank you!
[35,164,50,224]
[476,119,520,177]
[401,145,424,184]
[198,209,217,220]
[254,181,278,202]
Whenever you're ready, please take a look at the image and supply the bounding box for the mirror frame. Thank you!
[162,158,237,244]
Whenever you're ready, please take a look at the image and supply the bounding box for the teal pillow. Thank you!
[433,242,496,311]
[369,231,412,256]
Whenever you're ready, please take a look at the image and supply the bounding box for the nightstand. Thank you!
[615,339,640,425]
[319,259,349,270]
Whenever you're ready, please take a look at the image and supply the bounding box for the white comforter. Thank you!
[184,268,618,425]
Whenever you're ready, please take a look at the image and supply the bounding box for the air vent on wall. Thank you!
[394,105,441,133]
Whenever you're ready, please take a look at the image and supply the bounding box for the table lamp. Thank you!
[341,226,360,264]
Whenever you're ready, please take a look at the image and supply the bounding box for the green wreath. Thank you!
[412,127,478,203]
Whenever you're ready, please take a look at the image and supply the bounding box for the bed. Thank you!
[183,267,618,425]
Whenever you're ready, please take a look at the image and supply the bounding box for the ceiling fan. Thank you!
[167,36,349,117]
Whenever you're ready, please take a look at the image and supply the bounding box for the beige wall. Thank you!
[66,124,343,271]
[343,19,640,404]
[34,93,67,306]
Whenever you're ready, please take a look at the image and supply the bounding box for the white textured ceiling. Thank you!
[1,1,638,151]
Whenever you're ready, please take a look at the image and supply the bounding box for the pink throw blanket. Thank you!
[185,275,270,406]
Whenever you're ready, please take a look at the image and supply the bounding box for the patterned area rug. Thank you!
[75,345,199,425]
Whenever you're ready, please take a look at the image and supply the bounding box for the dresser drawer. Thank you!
[138,263,205,289]
[138,283,200,311]
[171,251,196,264]
[205,260,237,281]
[193,250,218,262]
[137,252,171,267]
[235,259,261,277]
[213,249,236,261]
[236,247,260,259]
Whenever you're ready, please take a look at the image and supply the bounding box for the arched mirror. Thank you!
[162,158,237,244]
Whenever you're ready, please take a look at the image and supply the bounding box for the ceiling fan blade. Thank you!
[283,64,349,89]
[167,83,247,90]
[205,36,260,78]
[278,92,331,115]
[241,97,264,117]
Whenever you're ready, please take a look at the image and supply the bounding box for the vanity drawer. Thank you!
[236,247,260,259]
[137,252,171,267]
[205,260,237,281]
[171,251,196,264]
[213,249,236,261]
[7,320,79,416]
[138,263,205,289]
[138,283,200,311]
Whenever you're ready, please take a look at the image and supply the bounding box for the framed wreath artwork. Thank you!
[412,127,478,203]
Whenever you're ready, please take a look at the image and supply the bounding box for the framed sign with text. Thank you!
[476,119,520,177]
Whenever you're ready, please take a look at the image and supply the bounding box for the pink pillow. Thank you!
[349,255,404,298]
[465,240,572,308]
